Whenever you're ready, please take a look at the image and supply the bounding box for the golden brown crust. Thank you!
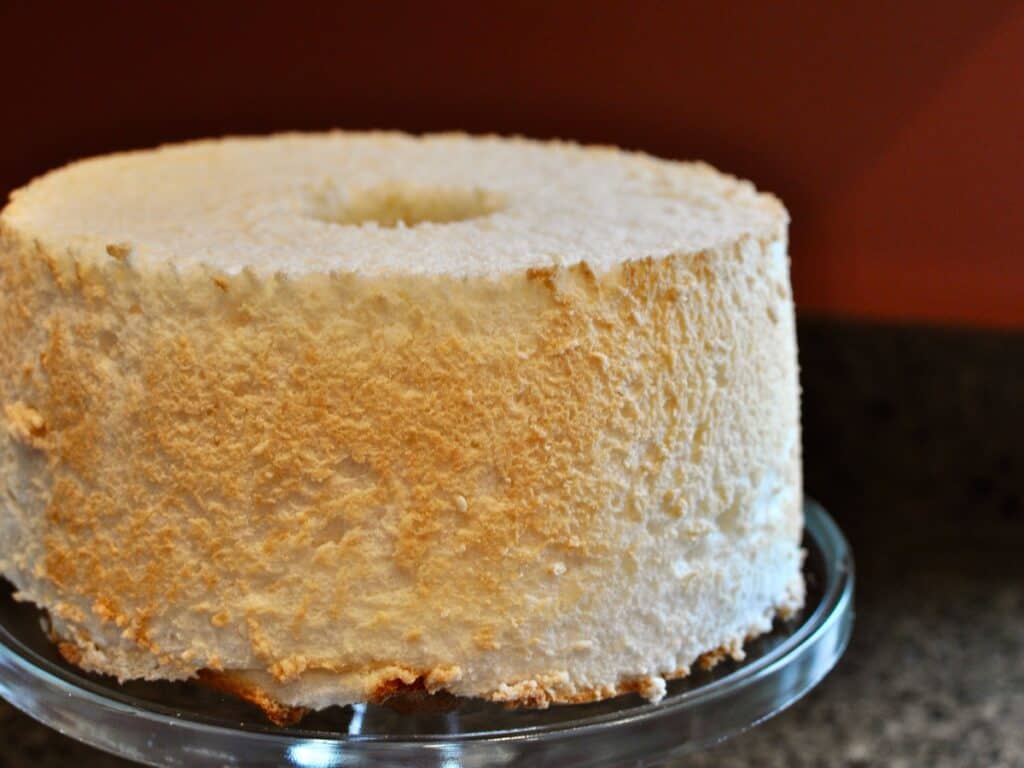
[57,640,83,666]
[11,249,764,610]
[198,670,308,726]
[366,675,459,715]
[0,134,802,712]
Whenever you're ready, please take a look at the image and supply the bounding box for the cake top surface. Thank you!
[1,132,786,277]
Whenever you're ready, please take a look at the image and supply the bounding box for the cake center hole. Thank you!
[310,182,503,228]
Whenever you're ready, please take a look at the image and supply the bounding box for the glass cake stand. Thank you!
[0,500,853,767]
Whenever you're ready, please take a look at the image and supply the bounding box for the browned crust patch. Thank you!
[197,669,307,726]
[370,675,459,715]
[57,641,83,666]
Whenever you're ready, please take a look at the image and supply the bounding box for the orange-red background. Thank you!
[1,2,1021,328]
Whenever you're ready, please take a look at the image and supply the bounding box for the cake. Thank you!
[0,132,803,721]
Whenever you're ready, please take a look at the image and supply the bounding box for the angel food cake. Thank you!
[0,132,803,720]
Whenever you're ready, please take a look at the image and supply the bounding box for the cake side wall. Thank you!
[0,223,802,705]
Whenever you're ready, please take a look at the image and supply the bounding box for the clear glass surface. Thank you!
[0,500,853,767]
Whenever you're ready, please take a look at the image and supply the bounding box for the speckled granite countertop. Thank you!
[685,556,1024,767]
[1,320,1022,767]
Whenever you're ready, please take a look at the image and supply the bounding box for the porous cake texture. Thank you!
[0,132,803,718]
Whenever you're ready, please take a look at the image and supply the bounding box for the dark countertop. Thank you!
[2,319,1022,767]
[684,550,1024,767]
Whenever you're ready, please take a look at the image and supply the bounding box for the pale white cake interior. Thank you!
[0,132,803,716]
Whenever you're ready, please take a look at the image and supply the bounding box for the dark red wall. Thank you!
[2,2,1021,327]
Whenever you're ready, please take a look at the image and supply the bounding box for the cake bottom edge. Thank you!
[41,573,806,726]
[186,577,806,726]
